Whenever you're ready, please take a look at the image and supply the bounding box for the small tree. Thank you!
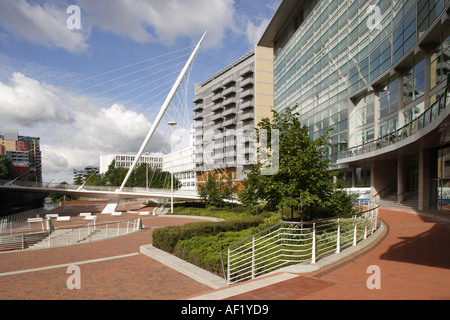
[198,172,224,208]
[239,106,356,220]
[222,174,238,209]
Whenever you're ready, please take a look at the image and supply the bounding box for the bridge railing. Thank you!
[220,202,380,285]
[0,217,143,251]
[0,179,198,196]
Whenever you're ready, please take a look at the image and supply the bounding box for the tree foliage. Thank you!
[0,154,18,180]
[238,106,356,220]
[78,160,181,189]
[198,172,238,208]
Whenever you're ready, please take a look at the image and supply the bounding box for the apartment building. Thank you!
[0,126,42,182]
[259,0,450,211]
[99,153,163,174]
[192,46,274,187]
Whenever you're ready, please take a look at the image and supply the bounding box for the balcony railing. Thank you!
[339,86,449,161]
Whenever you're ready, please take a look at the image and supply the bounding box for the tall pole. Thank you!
[169,121,177,214]
[117,31,207,192]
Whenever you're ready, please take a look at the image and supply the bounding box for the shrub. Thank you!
[152,217,265,253]
[172,215,281,276]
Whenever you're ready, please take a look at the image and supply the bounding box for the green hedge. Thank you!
[152,216,265,253]
[171,215,281,276]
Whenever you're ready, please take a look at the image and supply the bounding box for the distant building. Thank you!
[0,126,42,182]
[73,166,99,184]
[99,153,163,174]
[162,147,197,191]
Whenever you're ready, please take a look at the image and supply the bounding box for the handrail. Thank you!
[372,182,396,201]
[220,202,380,285]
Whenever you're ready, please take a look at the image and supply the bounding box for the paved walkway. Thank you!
[191,206,450,300]
[0,204,449,300]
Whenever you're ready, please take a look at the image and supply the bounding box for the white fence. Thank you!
[220,202,380,285]
[0,218,143,252]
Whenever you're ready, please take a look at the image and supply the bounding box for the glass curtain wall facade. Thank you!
[260,0,450,210]
[270,0,450,184]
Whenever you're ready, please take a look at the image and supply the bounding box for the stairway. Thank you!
[28,228,102,249]
[377,191,418,209]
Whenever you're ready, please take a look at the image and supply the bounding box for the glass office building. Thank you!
[259,0,450,211]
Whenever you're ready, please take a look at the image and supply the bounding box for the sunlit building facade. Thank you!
[260,0,450,210]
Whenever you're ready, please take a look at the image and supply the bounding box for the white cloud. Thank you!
[245,18,271,46]
[0,72,75,127]
[78,0,236,48]
[0,0,89,54]
[0,72,172,182]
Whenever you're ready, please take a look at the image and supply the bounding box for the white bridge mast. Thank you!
[117,31,207,192]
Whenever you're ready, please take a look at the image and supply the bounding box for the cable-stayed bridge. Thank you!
[0,180,200,213]
[0,32,207,214]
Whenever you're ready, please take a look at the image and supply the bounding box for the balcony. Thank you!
[240,99,254,110]
[212,83,223,93]
[193,104,203,112]
[240,111,254,122]
[194,121,203,129]
[222,107,237,117]
[240,77,254,88]
[223,118,237,128]
[193,113,203,121]
[338,87,450,163]
[193,96,203,104]
[240,66,253,77]
[211,102,224,112]
[222,86,236,97]
[211,113,223,122]
[223,77,236,87]
[223,96,237,107]
[212,92,223,102]
[241,88,254,100]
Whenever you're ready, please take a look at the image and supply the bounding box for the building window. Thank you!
[393,7,416,64]
[370,37,392,81]
[379,77,399,118]
[403,58,425,105]
[418,0,444,39]
[431,33,450,89]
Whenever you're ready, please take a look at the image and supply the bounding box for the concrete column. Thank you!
[374,91,380,139]
[424,51,432,110]
[397,155,404,203]
[352,167,357,188]
[398,73,405,127]
[371,161,376,202]
[419,148,431,210]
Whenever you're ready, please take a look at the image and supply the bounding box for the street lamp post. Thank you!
[168,121,177,214]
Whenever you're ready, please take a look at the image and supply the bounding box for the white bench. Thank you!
[28,218,43,223]
[139,211,150,216]
[45,214,59,218]
[83,215,97,220]
[79,213,92,217]
[56,216,71,221]
[112,212,122,216]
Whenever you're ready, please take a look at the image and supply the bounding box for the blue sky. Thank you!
[0,0,281,182]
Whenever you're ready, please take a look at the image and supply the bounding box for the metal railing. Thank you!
[0,217,143,252]
[0,180,198,196]
[339,86,449,161]
[1,208,47,230]
[220,202,380,285]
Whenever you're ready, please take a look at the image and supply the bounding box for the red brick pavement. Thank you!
[1,205,449,300]
[221,207,450,300]
[0,203,215,300]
